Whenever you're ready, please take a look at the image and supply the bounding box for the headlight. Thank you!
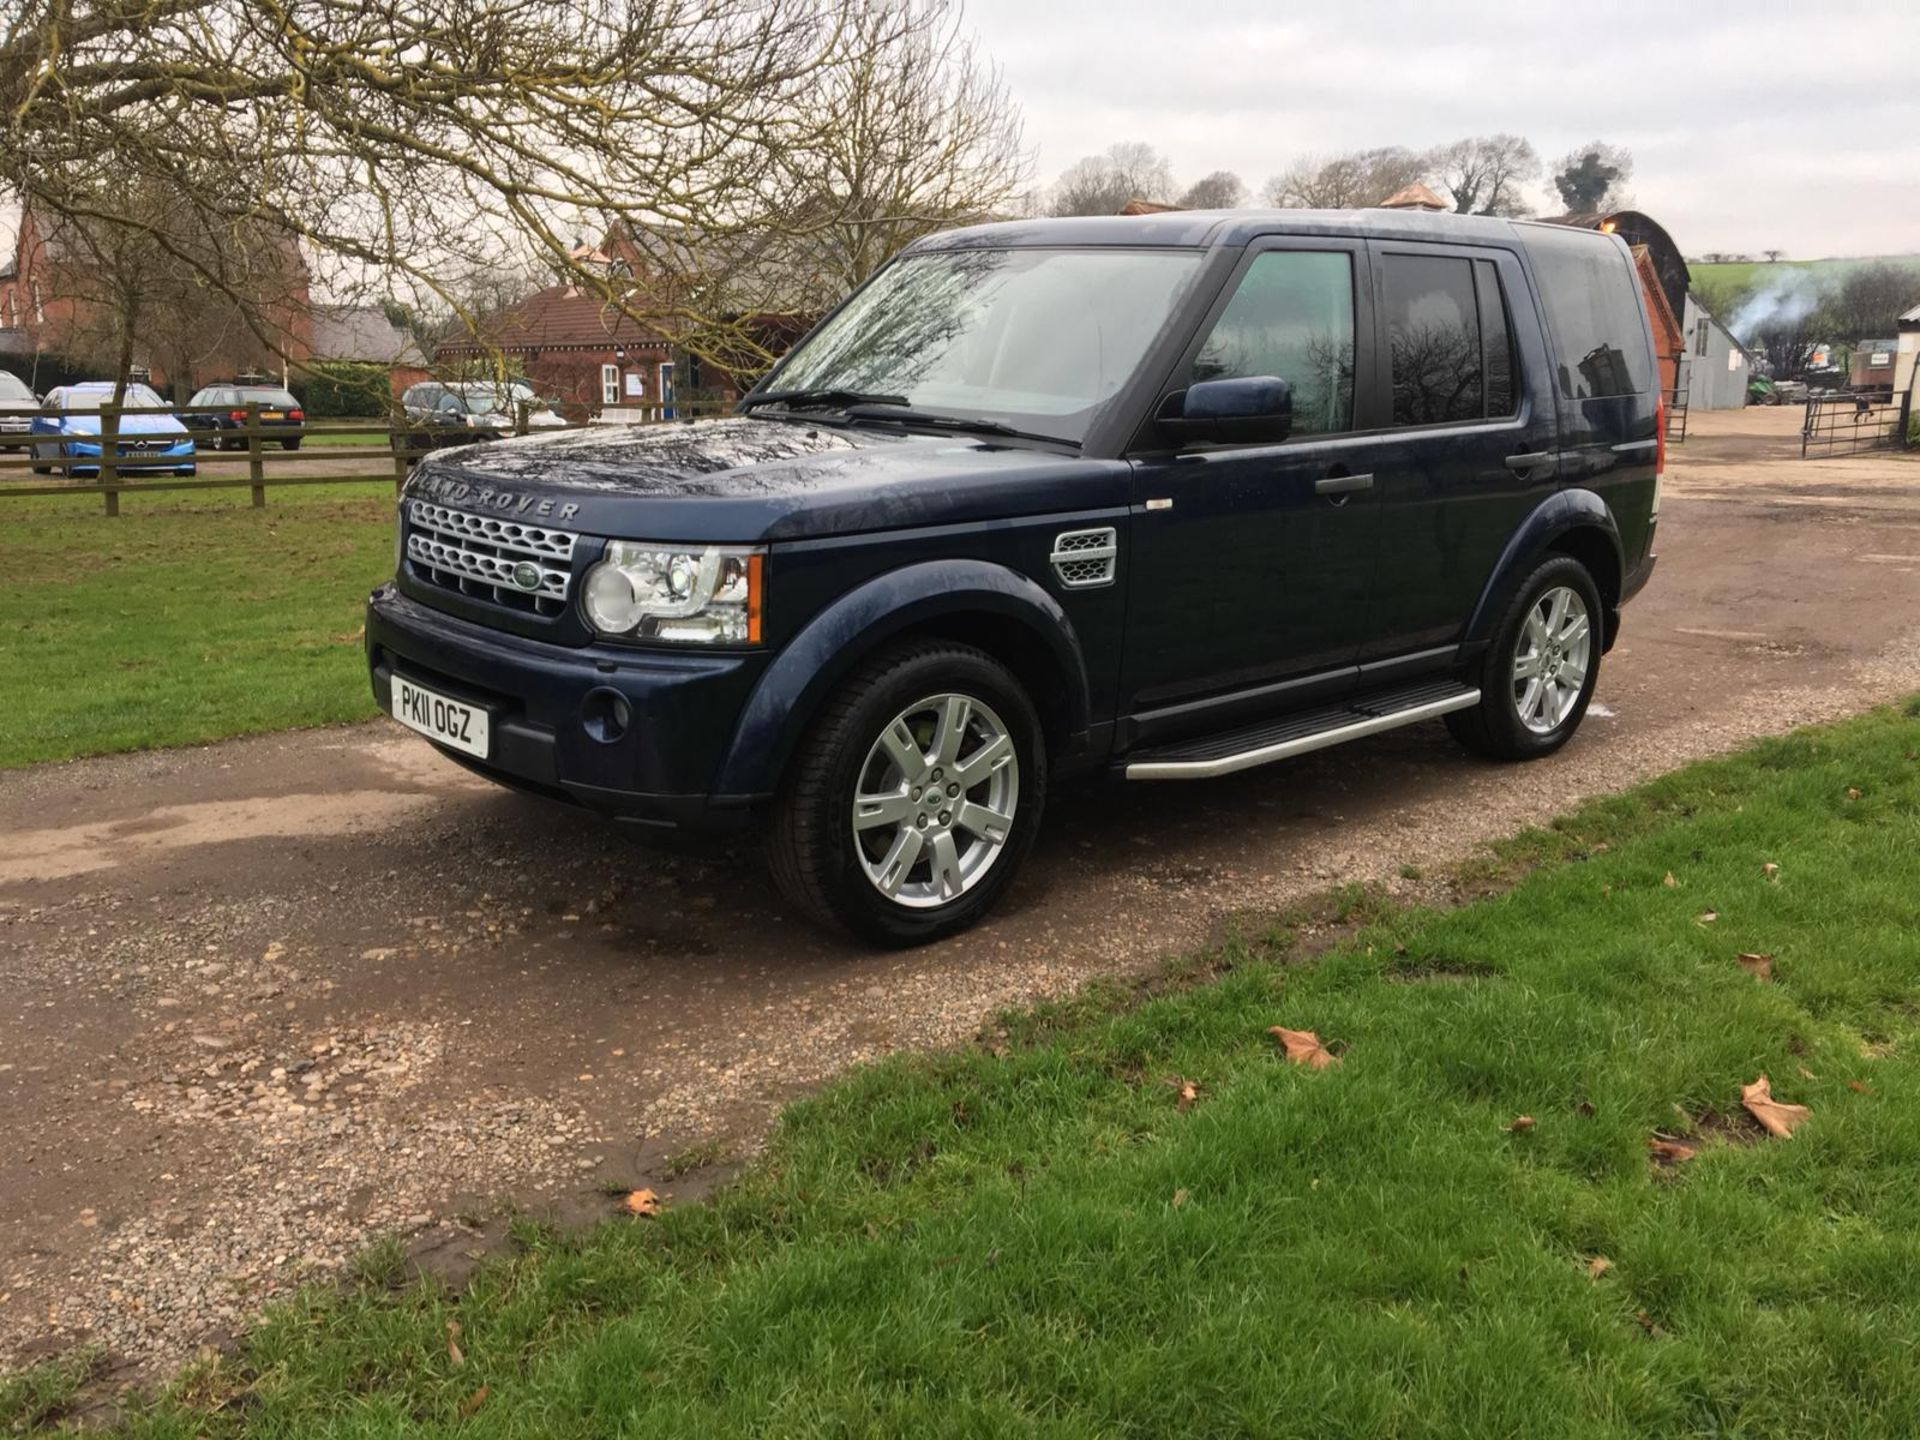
[582,541,763,645]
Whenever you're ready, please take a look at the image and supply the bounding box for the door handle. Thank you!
[1314,472,1373,497]
[1504,451,1557,475]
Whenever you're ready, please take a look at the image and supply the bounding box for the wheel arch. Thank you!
[1465,490,1624,654]
[713,559,1091,799]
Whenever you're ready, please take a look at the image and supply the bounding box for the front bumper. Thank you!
[365,583,769,830]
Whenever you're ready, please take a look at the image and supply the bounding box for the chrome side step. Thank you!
[1125,681,1480,781]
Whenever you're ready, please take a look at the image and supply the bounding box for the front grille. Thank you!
[405,501,578,616]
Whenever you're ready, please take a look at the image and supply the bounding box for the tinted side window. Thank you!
[1525,228,1652,399]
[1384,253,1484,425]
[1190,251,1354,436]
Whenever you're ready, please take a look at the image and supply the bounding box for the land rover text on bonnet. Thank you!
[367,209,1661,945]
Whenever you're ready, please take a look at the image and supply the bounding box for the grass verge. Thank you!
[12,701,1920,1437]
[0,485,393,767]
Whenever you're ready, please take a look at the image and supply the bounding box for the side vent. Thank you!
[1050,526,1118,589]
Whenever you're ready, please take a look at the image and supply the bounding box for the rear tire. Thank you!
[768,641,1046,947]
[281,438,301,451]
[1447,555,1603,761]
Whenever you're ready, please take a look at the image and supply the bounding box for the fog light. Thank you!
[580,687,632,744]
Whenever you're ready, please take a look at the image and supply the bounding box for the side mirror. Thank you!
[1160,375,1293,445]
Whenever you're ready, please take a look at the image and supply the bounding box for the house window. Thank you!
[601,363,619,406]
[1695,319,1710,357]
[30,280,44,324]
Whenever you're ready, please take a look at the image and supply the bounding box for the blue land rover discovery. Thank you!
[367,210,1660,944]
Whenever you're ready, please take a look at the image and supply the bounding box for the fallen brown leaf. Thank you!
[1167,1077,1201,1111]
[1736,952,1773,981]
[1269,1026,1339,1068]
[1506,1115,1537,1134]
[1171,1188,1190,1209]
[1633,1309,1666,1339]
[1741,1075,1811,1139]
[1846,787,1862,801]
[1847,1079,1873,1094]
[1648,1135,1698,1164]
[1587,1256,1612,1281]
[1696,909,1719,925]
[1796,1064,1817,1081]
[446,1319,464,1368]
[623,1188,661,1217]
[1762,862,1780,882]
[1662,871,1679,888]
[459,1385,490,1417]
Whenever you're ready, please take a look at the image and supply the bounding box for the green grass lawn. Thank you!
[13,700,1916,1437]
[1,484,394,767]
[1691,255,1920,304]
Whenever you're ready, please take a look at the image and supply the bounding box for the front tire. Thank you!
[1447,555,1603,760]
[768,641,1046,947]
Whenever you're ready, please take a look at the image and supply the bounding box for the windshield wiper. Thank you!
[739,387,909,412]
[841,403,1077,447]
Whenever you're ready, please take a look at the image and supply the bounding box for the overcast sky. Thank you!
[964,0,1920,259]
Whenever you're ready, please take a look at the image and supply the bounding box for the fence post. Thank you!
[101,403,120,517]
[246,402,265,507]
[391,408,410,493]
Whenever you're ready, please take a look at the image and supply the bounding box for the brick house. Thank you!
[434,227,819,420]
[0,204,314,395]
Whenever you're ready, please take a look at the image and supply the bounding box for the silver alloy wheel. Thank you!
[1511,584,1593,734]
[851,692,1019,909]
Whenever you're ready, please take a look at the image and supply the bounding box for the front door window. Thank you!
[1189,250,1356,436]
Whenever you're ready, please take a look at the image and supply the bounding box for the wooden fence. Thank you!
[0,401,730,516]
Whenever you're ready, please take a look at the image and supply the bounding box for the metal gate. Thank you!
[1802,388,1912,458]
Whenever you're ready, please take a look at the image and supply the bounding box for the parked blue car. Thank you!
[31,381,197,477]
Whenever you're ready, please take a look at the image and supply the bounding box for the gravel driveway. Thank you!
[3,406,1917,1374]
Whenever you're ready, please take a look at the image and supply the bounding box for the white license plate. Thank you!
[391,675,490,758]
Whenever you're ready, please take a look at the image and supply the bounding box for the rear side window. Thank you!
[1381,252,1518,426]
[1189,250,1355,435]
[1525,228,1652,400]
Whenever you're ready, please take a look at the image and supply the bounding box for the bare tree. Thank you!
[1551,142,1633,213]
[1429,135,1539,217]
[1763,249,1786,263]
[1177,170,1247,210]
[1049,142,1175,216]
[24,174,305,403]
[0,0,985,380]
[1261,148,1428,208]
[1824,262,1920,342]
[774,0,1027,295]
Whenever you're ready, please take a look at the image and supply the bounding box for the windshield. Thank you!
[454,383,538,415]
[60,384,167,410]
[763,247,1206,443]
[0,372,32,402]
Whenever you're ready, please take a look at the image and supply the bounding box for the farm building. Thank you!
[1897,302,1920,400]
[1678,296,1753,409]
